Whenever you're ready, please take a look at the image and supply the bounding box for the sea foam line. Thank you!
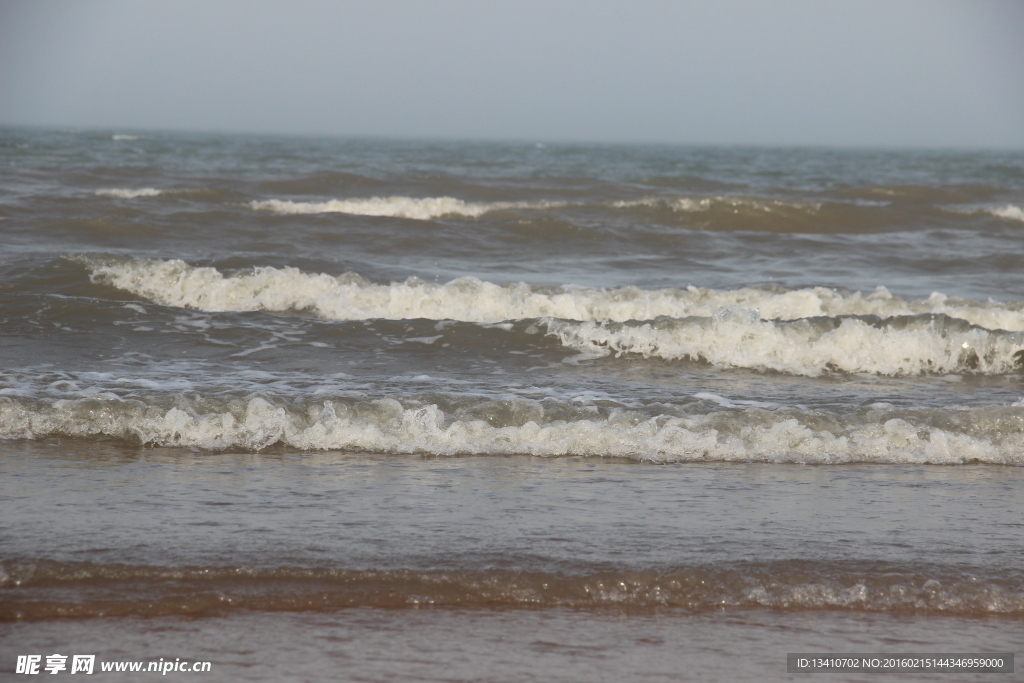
[988,205,1024,222]
[95,188,163,199]
[943,204,1024,223]
[611,196,823,214]
[82,257,1024,331]
[249,196,563,219]
[2,395,1022,464]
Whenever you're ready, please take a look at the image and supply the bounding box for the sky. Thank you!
[1,0,1022,148]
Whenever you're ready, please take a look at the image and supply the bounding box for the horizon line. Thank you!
[3,122,1022,154]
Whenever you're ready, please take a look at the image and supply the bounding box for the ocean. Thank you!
[1,128,1023,681]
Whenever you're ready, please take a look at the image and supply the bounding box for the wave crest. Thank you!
[95,188,163,199]
[545,312,1024,376]
[611,196,824,215]
[989,204,1024,222]
[3,395,1022,463]
[82,257,1024,331]
[249,196,562,219]
[943,204,1024,223]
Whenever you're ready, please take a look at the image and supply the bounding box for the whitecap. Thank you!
[544,313,1024,376]
[2,395,1021,464]
[943,203,1024,223]
[81,257,1024,333]
[95,188,163,199]
[249,196,563,220]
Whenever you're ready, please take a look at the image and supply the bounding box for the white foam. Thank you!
[693,392,738,407]
[944,204,1024,223]
[989,205,1024,222]
[249,196,562,220]
[610,196,822,214]
[95,188,163,199]
[83,257,1024,333]
[545,311,1024,376]
[112,134,140,141]
[2,396,1021,464]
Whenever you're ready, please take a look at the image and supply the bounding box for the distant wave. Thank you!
[95,188,163,199]
[3,394,1023,463]
[605,194,907,233]
[82,257,1024,331]
[249,196,563,219]
[111,134,141,141]
[611,196,823,214]
[943,204,1024,223]
[989,204,1024,222]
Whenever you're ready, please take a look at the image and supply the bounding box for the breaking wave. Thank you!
[611,196,824,214]
[944,204,1024,223]
[986,204,1024,222]
[2,395,1023,463]
[546,311,1024,376]
[95,188,163,199]
[249,196,562,219]
[82,257,1024,332]
[3,560,1021,619]
[605,195,908,232]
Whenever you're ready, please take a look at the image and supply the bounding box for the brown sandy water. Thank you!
[3,442,1023,680]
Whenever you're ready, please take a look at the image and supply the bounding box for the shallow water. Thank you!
[3,444,1024,617]
[3,610,1022,682]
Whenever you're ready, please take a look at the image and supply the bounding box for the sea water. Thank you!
[1,129,1023,680]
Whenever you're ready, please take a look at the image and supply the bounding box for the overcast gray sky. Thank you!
[1,0,1022,148]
